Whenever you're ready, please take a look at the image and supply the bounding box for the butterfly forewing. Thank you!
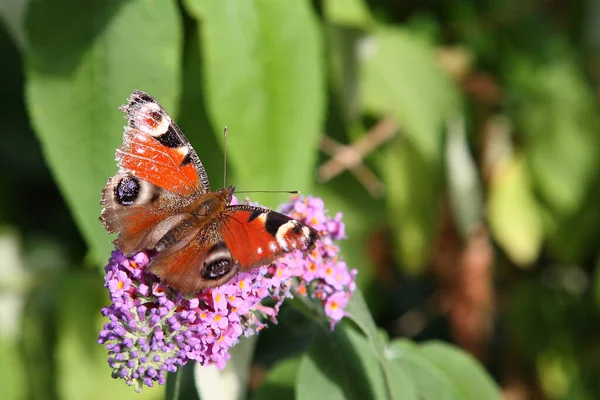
[118,90,211,197]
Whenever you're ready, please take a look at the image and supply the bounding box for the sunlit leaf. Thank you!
[186,0,325,207]
[0,230,27,400]
[445,115,483,236]
[324,0,373,28]
[24,0,181,266]
[176,20,223,184]
[360,26,458,163]
[536,351,573,399]
[488,155,544,265]
[0,338,26,399]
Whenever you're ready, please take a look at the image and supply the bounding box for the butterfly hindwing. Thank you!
[147,225,240,294]
[100,172,194,254]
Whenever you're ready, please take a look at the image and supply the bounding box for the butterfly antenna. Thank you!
[235,190,300,194]
[223,126,228,188]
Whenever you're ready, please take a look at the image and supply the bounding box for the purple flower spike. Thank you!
[99,195,357,391]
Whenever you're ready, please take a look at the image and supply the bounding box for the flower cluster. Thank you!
[98,195,356,392]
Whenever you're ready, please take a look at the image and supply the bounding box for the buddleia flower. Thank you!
[98,195,356,391]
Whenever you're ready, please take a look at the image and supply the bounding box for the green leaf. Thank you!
[176,17,223,184]
[345,289,387,357]
[361,26,454,271]
[381,140,440,272]
[165,362,199,400]
[24,0,181,266]
[445,115,483,236]
[296,324,386,400]
[252,357,301,400]
[507,49,600,216]
[327,26,367,140]
[545,182,600,263]
[344,289,416,399]
[21,285,60,398]
[360,26,458,163]
[488,155,544,266]
[194,336,257,400]
[0,0,29,48]
[418,342,502,400]
[386,359,418,400]
[187,0,325,207]
[0,338,27,400]
[594,259,600,311]
[387,340,462,400]
[324,0,373,28]
[0,230,27,399]
[324,0,371,134]
[388,340,502,400]
[297,346,346,400]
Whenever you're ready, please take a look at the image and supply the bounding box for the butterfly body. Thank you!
[100,91,318,294]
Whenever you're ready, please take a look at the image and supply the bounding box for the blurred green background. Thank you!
[2,0,600,398]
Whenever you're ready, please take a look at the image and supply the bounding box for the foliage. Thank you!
[2,0,600,398]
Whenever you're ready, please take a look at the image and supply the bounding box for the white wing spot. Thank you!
[257,247,263,255]
[176,147,189,158]
[269,242,277,252]
[138,103,170,136]
[276,221,296,252]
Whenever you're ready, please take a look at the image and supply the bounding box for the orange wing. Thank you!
[220,206,318,271]
[147,225,240,295]
[117,128,201,197]
[117,90,210,197]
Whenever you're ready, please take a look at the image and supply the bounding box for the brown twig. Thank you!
[317,118,397,198]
